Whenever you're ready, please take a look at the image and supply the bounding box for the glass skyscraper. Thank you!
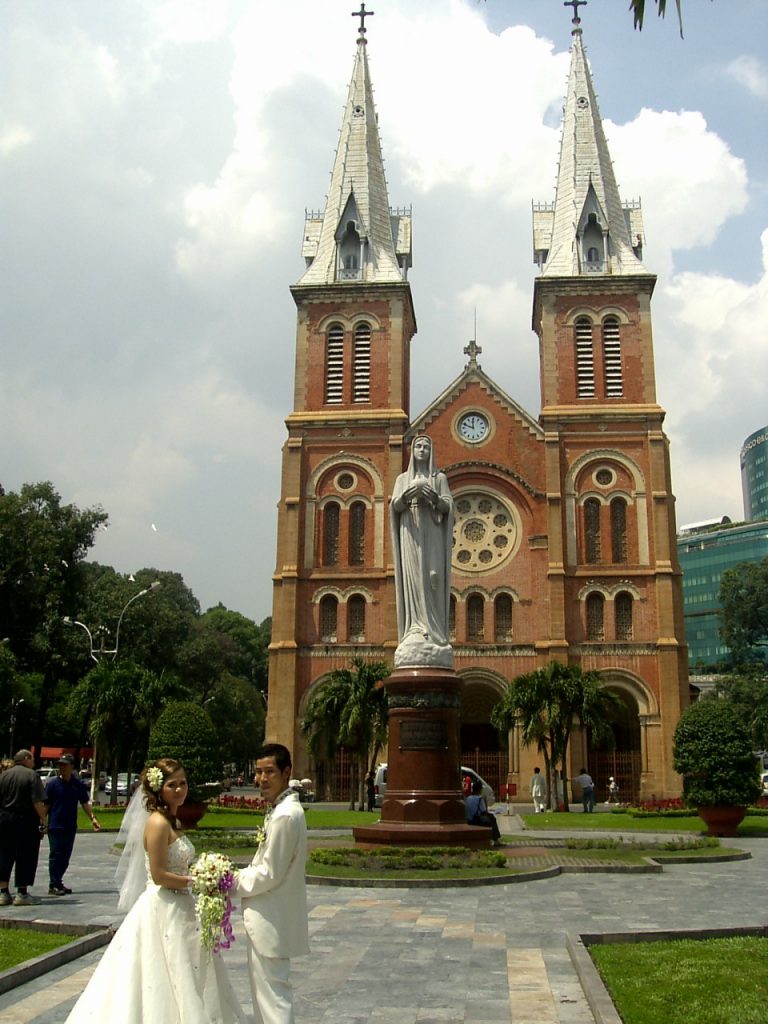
[741,425,768,521]
[678,519,768,669]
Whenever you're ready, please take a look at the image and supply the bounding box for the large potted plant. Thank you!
[673,697,761,836]
[147,701,223,828]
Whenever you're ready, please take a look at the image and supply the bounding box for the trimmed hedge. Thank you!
[147,701,223,802]
[673,698,762,808]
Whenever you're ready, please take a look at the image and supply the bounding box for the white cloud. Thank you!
[0,124,34,155]
[726,55,768,99]
[606,109,748,271]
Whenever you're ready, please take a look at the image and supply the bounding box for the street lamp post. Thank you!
[8,697,24,758]
[64,580,161,801]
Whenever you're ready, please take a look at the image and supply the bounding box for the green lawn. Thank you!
[0,929,78,971]
[80,805,381,831]
[591,936,768,1024]
[521,810,768,834]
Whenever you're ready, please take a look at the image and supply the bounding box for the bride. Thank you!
[66,758,247,1023]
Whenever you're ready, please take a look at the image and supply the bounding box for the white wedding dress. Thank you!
[66,835,247,1023]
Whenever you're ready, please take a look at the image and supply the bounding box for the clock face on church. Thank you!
[458,412,490,443]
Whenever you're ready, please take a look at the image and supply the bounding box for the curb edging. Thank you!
[0,920,114,995]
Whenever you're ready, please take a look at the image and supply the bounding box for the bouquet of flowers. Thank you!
[190,852,238,953]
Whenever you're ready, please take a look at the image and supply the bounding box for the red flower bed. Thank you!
[211,794,269,811]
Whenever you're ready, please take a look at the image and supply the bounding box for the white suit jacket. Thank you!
[236,790,309,959]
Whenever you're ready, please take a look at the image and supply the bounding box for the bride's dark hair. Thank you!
[140,758,185,818]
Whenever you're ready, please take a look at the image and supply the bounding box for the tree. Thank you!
[0,482,107,761]
[629,0,685,36]
[719,558,768,665]
[491,662,619,811]
[715,665,768,751]
[673,696,761,808]
[147,701,223,803]
[70,660,170,804]
[301,657,390,808]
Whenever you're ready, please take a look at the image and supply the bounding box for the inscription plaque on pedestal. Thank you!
[399,719,448,750]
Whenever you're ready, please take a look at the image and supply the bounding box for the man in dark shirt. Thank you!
[45,754,100,896]
[0,750,47,906]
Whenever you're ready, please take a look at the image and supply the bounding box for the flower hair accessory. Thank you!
[146,766,164,792]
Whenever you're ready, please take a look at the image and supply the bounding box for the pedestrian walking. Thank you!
[530,766,547,813]
[0,749,47,906]
[574,769,596,813]
[45,754,101,896]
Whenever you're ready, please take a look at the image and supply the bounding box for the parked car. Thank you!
[36,767,58,787]
[761,771,768,796]
[373,764,495,808]
[104,773,139,797]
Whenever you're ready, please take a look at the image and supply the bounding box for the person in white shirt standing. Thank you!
[529,766,547,813]
[235,743,309,1024]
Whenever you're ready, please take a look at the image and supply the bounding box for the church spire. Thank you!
[298,16,410,286]
[533,16,646,277]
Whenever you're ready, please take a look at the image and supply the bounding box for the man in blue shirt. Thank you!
[45,755,100,896]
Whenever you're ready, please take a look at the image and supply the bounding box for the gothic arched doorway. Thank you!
[460,677,507,799]
[587,686,642,804]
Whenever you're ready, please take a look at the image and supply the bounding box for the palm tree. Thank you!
[491,662,619,811]
[70,661,168,804]
[301,657,390,808]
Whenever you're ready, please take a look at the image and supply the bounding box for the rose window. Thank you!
[452,492,519,573]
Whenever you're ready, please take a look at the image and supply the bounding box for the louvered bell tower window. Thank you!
[353,323,371,402]
[325,324,344,404]
[348,594,366,641]
[322,502,340,566]
[349,501,366,566]
[467,594,485,642]
[602,317,623,397]
[610,497,628,564]
[616,592,633,641]
[584,498,601,564]
[586,593,605,641]
[575,317,595,398]
[320,595,338,642]
[494,594,513,642]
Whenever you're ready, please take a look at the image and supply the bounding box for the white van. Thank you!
[374,764,495,808]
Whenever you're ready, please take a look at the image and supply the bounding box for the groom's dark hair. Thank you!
[258,743,292,772]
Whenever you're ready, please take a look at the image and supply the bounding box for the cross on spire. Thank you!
[352,3,374,42]
[463,337,482,368]
[564,0,587,28]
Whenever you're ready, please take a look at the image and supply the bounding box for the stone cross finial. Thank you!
[463,337,482,368]
[352,3,374,41]
[564,0,587,27]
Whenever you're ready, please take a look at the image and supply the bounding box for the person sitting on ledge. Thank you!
[464,779,501,845]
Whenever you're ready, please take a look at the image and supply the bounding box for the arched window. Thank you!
[575,317,595,398]
[585,498,601,564]
[349,501,366,566]
[353,323,371,403]
[602,317,623,397]
[467,594,485,642]
[325,324,344,404]
[322,502,340,566]
[348,594,366,642]
[610,497,628,564]
[494,594,513,642]
[449,595,456,641]
[586,593,605,641]
[615,592,633,641]
[320,595,338,642]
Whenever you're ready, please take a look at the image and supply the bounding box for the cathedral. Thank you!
[265,9,689,803]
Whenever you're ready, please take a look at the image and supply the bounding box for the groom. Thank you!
[235,743,309,1024]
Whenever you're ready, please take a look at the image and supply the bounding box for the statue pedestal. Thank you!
[353,667,492,849]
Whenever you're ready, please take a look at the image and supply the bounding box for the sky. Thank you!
[1,0,767,623]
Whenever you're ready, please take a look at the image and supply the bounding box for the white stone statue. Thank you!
[390,435,454,668]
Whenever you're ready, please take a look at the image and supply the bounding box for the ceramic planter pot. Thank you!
[176,799,208,830]
[696,805,746,837]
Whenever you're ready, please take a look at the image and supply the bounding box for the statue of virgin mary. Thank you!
[390,435,454,668]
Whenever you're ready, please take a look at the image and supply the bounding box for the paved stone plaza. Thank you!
[1,818,766,1024]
